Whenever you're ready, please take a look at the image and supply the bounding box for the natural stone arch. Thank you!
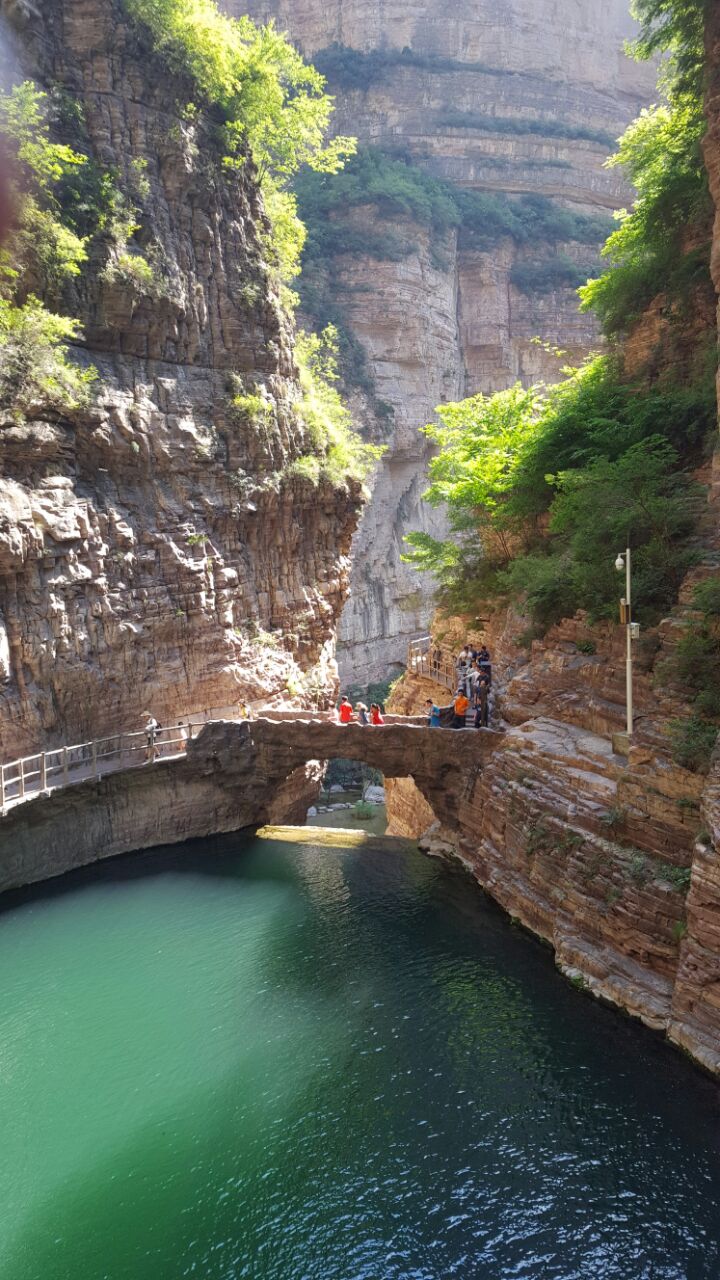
[189,718,504,833]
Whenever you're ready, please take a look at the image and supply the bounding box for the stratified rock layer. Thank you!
[0,0,362,757]
[236,0,655,680]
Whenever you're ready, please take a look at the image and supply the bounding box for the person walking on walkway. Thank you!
[356,703,370,726]
[370,703,384,725]
[452,689,469,729]
[474,679,489,729]
[338,696,353,724]
[144,713,159,761]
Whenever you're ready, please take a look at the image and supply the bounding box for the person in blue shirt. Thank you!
[425,699,441,728]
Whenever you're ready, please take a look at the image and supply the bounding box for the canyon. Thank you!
[236,0,656,681]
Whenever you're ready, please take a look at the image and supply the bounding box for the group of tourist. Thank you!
[337,697,385,726]
[335,642,493,733]
[426,642,493,731]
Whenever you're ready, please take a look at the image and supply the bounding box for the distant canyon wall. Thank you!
[235,0,656,681]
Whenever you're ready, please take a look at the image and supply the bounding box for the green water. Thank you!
[1,831,720,1279]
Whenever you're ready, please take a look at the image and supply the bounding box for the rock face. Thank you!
[235,0,656,681]
[0,0,362,758]
[666,7,720,1077]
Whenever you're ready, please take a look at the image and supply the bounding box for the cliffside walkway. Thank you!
[408,637,459,693]
[408,637,495,727]
[0,707,496,816]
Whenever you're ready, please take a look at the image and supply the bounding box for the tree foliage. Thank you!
[403,356,712,627]
[0,83,98,420]
[510,256,599,296]
[0,297,96,421]
[405,0,716,633]
[296,146,612,262]
[292,326,385,486]
[0,82,88,296]
[122,0,356,280]
[438,110,616,149]
[579,0,712,335]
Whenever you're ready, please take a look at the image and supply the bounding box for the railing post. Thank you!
[92,740,98,779]
[62,746,69,785]
[1,764,5,814]
[18,758,24,799]
[39,752,47,792]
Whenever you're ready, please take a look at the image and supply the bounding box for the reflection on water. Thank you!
[0,830,719,1279]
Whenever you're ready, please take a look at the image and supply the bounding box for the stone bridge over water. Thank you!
[0,716,504,895]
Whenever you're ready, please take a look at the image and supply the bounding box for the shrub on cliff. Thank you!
[660,577,720,743]
[0,298,96,421]
[0,83,99,421]
[580,0,712,336]
[296,147,612,262]
[510,256,600,296]
[0,82,88,299]
[405,0,717,631]
[669,716,718,773]
[291,326,384,486]
[438,110,616,149]
[579,96,712,336]
[122,0,355,283]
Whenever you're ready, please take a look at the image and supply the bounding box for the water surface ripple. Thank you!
[1,832,719,1279]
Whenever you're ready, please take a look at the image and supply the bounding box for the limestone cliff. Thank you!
[235,0,656,681]
[0,0,363,757]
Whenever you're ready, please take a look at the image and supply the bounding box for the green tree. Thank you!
[403,357,711,626]
[416,384,542,561]
[0,82,88,295]
[291,326,384,485]
[0,84,97,421]
[579,0,712,335]
[0,298,96,420]
[122,0,356,281]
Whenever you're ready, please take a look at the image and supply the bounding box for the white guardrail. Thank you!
[0,707,244,816]
[407,636,460,694]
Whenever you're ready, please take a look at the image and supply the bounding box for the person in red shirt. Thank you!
[338,696,353,724]
[370,703,384,725]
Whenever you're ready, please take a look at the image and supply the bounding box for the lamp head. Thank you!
[615,554,625,572]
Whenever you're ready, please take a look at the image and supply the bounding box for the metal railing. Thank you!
[407,637,460,694]
[0,707,246,815]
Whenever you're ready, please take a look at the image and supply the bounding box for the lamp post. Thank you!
[615,548,633,736]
